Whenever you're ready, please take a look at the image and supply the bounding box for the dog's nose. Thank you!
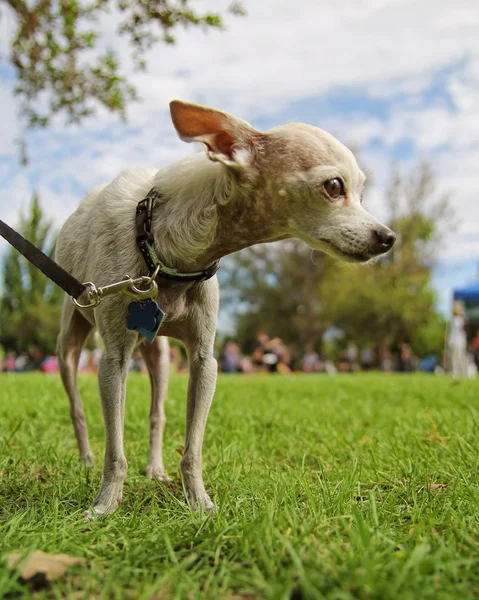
[372,227,396,253]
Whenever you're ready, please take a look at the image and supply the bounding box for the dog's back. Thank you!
[56,168,157,284]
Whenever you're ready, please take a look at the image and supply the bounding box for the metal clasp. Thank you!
[72,266,160,309]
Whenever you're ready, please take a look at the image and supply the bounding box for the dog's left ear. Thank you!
[169,100,262,168]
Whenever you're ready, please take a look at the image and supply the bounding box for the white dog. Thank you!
[55,100,395,518]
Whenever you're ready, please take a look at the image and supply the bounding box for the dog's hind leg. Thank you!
[139,336,172,482]
[57,298,95,466]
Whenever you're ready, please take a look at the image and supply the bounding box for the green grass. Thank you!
[0,373,478,599]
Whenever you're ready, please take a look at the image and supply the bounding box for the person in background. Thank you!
[269,337,292,375]
[15,352,30,372]
[398,342,415,372]
[238,355,254,374]
[91,347,102,372]
[252,330,270,372]
[42,355,59,374]
[169,345,182,373]
[129,350,145,372]
[222,340,241,373]
[3,350,16,373]
[360,345,374,371]
[29,347,44,371]
[78,349,90,372]
[337,351,351,372]
[345,341,359,372]
[261,344,279,373]
[471,329,479,369]
[448,300,468,377]
[301,343,321,373]
[380,345,393,372]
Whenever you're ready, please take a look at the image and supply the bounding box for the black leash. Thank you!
[0,219,86,300]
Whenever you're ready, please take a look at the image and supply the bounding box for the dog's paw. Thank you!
[82,450,95,468]
[145,465,172,482]
[190,493,216,512]
[84,493,122,521]
[83,507,100,522]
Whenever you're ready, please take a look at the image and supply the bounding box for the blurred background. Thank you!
[0,0,478,376]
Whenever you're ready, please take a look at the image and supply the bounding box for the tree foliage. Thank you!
[0,194,63,354]
[1,0,243,140]
[224,162,452,358]
[221,242,334,353]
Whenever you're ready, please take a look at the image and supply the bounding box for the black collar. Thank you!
[135,189,220,283]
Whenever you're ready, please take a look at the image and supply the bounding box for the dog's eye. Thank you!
[324,178,344,199]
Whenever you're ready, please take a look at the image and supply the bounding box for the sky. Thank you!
[0,0,478,328]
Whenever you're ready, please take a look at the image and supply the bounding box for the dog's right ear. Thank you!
[169,100,262,168]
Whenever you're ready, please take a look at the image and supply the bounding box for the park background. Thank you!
[0,1,479,599]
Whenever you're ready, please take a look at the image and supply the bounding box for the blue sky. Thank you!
[1,0,478,325]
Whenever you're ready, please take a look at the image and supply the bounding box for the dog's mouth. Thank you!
[319,241,372,263]
[334,249,371,263]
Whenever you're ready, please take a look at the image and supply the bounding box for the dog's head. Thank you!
[170,100,395,263]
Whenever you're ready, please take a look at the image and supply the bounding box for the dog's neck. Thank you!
[151,153,289,271]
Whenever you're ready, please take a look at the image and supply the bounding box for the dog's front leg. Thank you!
[85,323,137,519]
[181,332,218,511]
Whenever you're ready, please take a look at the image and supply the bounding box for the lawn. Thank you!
[0,373,478,599]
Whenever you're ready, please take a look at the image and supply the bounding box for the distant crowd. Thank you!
[218,332,449,375]
[3,324,479,377]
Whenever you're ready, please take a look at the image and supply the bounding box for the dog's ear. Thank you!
[169,100,261,168]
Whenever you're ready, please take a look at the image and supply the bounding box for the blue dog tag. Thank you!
[126,300,165,342]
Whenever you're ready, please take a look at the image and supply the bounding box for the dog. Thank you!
[55,100,396,518]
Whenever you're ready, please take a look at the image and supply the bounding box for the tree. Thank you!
[0,0,243,145]
[0,194,63,355]
[221,242,335,355]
